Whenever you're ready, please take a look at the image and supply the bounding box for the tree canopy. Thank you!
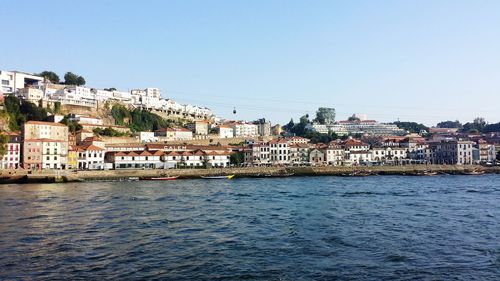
[60,117,82,133]
[36,71,60,83]
[392,121,429,134]
[314,107,335,125]
[3,95,47,131]
[348,115,360,122]
[436,120,462,129]
[0,133,8,157]
[483,122,500,133]
[64,72,86,86]
[461,117,486,133]
[93,127,127,137]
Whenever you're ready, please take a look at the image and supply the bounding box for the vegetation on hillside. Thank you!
[93,127,128,137]
[434,117,498,134]
[0,133,8,157]
[436,120,462,129]
[60,117,83,133]
[111,104,173,132]
[2,95,48,131]
[392,121,429,134]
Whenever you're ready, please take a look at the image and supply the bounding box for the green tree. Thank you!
[436,120,462,129]
[461,117,487,133]
[64,72,86,86]
[104,87,117,91]
[76,76,86,86]
[314,107,335,125]
[230,152,244,166]
[483,122,500,133]
[60,117,82,133]
[0,133,8,157]
[54,101,61,114]
[348,115,360,122]
[392,121,429,134]
[284,118,295,131]
[93,127,126,137]
[3,95,46,131]
[289,115,310,136]
[37,71,60,83]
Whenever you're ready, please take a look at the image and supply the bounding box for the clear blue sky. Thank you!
[2,0,499,126]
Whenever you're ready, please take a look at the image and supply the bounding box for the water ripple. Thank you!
[1,175,500,280]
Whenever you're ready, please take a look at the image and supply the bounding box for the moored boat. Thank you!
[345,170,373,177]
[149,176,178,180]
[263,173,295,177]
[461,170,485,175]
[201,175,235,179]
[408,171,438,176]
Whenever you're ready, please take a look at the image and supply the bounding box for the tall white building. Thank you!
[0,71,44,94]
[232,123,258,137]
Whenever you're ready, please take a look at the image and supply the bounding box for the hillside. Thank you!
[0,97,188,134]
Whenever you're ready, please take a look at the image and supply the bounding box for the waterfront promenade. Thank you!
[1,165,499,183]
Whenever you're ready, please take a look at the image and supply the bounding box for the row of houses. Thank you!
[243,136,496,166]
[1,120,498,170]
[0,121,234,170]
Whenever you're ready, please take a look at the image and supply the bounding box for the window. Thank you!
[1,80,9,85]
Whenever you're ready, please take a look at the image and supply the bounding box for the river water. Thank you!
[1,175,500,280]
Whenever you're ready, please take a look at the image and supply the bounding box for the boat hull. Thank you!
[149,176,178,180]
[201,175,235,179]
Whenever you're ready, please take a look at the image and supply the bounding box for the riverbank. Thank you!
[1,165,500,184]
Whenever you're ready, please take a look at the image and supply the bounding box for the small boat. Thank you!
[128,177,140,181]
[149,176,178,180]
[346,170,373,177]
[409,171,438,176]
[264,173,295,177]
[462,170,485,175]
[201,175,235,179]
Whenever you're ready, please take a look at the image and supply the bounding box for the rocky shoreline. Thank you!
[1,165,499,184]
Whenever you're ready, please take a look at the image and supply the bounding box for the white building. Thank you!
[106,150,162,169]
[269,139,290,164]
[131,88,162,109]
[205,151,231,167]
[325,143,344,166]
[305,123,329,134]
[19,87,44,103]
[0,70,44,94]
[217,125,234,138]
[427,140,474,165]
[348,151,372,165]
[77,144,105,170]
[41,140,67,169]
[170,128,193,141]
[0,133,21,169]
[232,123,258,137]
[51,86,97,108]
[139,132,158,143]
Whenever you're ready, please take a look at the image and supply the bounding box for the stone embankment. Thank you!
[1,165,499,184]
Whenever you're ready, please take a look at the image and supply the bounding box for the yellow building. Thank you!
[67,146,78,170]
